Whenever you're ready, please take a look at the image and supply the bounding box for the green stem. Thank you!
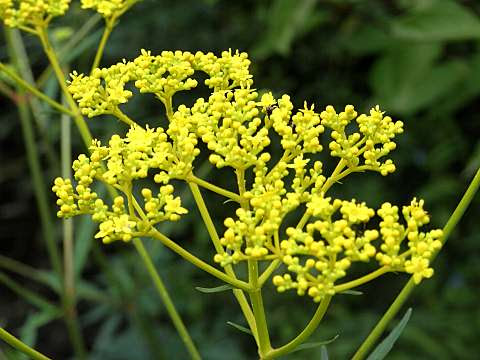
[36,25,93,148]
[187,174,242,203]
[37,13,102,87]
[0,62,74,117]
[334,267,390,293]
[0,327,52,360]
[352,167,480,360]
[164,95,174,120]
[4,28,63,284]
[7,27,87,359]
[0,255,51,286]
[258,259,281,287]
[113,108,141,127]
[248,260,272,358]
[0,272,58,310]
[133,238,201,360]
[187,182,258,337]
[265,295,332,359]
[59,98,86,360]
[296,159,347,229]
[148,229,252,292]
[90,18,115,73]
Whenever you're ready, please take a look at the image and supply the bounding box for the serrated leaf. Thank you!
[291,334,339,353]
[339,290,363,296]
[366,308,412,360]
[392,0,480,41]
[195,284,234,293]
[226,321,253,336]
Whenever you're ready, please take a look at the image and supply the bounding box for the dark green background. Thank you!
[1,0,479,358]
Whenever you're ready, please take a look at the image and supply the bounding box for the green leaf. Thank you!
[392,0,480,41]
[19,308,62,351]
[195,284,234,293]
[320,345,329,360]
[226,321,253,336]
[370,42,467,115]
[339,290,363,296]
[252,0,327,59]
[291,335,339,353]
[366,308,413,360]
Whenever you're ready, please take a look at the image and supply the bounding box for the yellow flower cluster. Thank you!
[80,0,140,19]
[271,197,442,302]
[320,105,403,175]
[68,49,253,118]
[55,49,442,302]
[0,0,70,28]
[52,126,189,243]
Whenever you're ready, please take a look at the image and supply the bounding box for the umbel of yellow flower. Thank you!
[0,0,71,28]
[54,49,443,303]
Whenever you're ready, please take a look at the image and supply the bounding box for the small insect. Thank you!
[266,104,278,117]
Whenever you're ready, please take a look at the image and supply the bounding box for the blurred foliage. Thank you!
[1,0,480,358]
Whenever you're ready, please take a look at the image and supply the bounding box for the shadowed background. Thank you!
[1,0,479,358]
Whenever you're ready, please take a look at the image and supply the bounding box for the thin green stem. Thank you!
[0,255,51,286]
[258,259,281,287]
[0,62,75,117]
[59,98,86,360]
[61,95,75,303]
[248,260,272,358]
[148,229,252,292]
[113,108,141,127]
[187,174,242,203]
[187,182,258,337]
[164,95,174,121]
[0,327,52,360]
[8,27,87,359]
[296,159,347,229]
[265,295,332,359]
[0,272,58,310]
[352,167,480,360]
[91,18,115,73]
[334,267,390,293]
[36,25,93,148]
[37,14,102,87]
[5,29,63,283]
[133,239,201,360]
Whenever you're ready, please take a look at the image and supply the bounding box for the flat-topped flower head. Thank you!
[81,0,141,19]
[0,0,70,28]
[57,49,442,302]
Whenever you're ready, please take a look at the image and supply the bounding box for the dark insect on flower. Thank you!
[266,104,278,117]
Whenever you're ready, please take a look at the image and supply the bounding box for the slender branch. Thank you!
[148,229,252,292]
[0,271,58,310]
[0,327,52,360]
[248,260,272,357]
[334,267,390,293]
[112,108,141,128]
[91,18,115,73]
[133,239,201,360]
[258,259,281,287]
[265,295,332,359]
[187,174,242,203]
[36,25,93,148]
[37,14,102,87]
[296,158,347,229]
[352,167,480,360]
[187,182,258,337]
[0,62,75,117]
